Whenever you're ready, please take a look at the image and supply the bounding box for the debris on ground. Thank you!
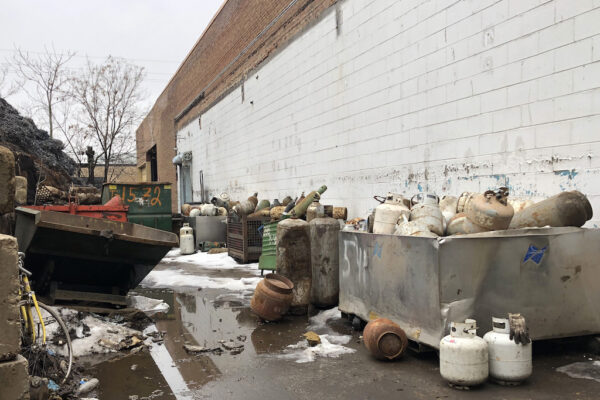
[220,339,245,354]
[303,331,321,347]
[75,378,100,395]
[183,344,222,354]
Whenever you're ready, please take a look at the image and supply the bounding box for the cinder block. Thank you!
[0,234,20,362]
[0,146,15,214]
[0,355,29,400]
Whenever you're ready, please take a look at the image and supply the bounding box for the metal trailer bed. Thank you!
[338,227,600,350]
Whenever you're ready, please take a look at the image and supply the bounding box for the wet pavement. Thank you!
[89,251,600,399]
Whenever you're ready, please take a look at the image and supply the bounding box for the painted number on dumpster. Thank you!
[109,186,163,207]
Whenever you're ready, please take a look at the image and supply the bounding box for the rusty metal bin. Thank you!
[227,215,268,263]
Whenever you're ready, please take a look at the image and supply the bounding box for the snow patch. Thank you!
[279,334,355,363]
[141,269,261,291]
[162,249,259,271]
[307,308,342,332]
[556,361,600,383]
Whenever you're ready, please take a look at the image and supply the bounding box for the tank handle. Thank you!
[373,195,386,204]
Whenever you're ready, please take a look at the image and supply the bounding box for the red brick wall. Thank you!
[136,0,337,212]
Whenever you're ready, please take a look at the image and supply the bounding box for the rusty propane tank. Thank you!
[250,273,294,321]
[363,318,408,360]
[509,190,592,228]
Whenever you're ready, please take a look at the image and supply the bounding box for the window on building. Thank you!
[146,145,158,182]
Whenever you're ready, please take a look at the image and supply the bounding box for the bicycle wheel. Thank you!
[18,300,73,384]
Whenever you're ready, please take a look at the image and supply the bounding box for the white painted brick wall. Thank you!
[177,0,600,227]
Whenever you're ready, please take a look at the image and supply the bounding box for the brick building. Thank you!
[138,0,600,226]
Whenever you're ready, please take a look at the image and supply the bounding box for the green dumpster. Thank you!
[102,182,172,231]
[258,220,278,273]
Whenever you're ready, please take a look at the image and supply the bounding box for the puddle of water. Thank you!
[556,360,600,383]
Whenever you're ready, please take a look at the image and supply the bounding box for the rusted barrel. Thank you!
[509,190,593,229]
[276,218,311,315]
[333,207,347,220]
[363,318,408,360]
[250,274,294,321]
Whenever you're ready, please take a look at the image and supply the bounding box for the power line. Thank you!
[0,48,180,65]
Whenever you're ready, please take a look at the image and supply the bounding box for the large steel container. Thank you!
[101,182,172,231]
[250,274,293,321]
[309,217,340,307]
[339,228,600,349]
[276,218,311,315]
[509,190,593,229]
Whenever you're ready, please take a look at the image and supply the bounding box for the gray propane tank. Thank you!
[276,218,311,315]
[309,217,340,307]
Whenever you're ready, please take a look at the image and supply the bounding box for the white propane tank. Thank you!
[189,208,201,217]
[483,317,532,385]
[410,193,444,236]
[201,203,217,216]
[440,319,489,389]
[373,193,410,234]
[179,223,195,255]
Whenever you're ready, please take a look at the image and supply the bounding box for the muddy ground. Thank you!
[84,251,599,400]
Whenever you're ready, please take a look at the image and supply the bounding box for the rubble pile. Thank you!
[0,97,75,202]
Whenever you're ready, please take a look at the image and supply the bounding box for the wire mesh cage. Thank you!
[227,214,269,263]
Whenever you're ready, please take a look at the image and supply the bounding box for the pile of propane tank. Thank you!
[181,191,348,222]
[440,317,532,389]
[362,315,533,389]
[365,189,592,237]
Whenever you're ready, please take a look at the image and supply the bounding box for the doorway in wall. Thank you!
[147,145,158,181]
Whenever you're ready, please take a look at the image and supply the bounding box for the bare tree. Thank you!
[70,56,145,183]
[13,46,75,138]
[0,62,20,98]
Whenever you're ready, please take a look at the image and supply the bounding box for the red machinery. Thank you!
[25,195,128,222]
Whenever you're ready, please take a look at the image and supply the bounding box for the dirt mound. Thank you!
[0,97,75,200]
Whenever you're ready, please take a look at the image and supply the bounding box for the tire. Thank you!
[18,300,73,384]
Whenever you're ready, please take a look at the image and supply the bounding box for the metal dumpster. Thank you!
[186,215,227,250]
[101,182,172,231]
[15,207,178,306]
[339,228,600,349]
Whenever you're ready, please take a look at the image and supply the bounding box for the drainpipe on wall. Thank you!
[172,154,183,213]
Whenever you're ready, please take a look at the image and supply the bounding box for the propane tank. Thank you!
[201,203,217,216]
[281,196,293,206]
[464,188,514,230]
[509,190,593,229]
[409,193,444,236]
[179,223,195,255]
[306,199,325,222]
[439,196,458,232]
[233,193,259,216]
[310,217,340,307]
[189,208,201,217]
[483,317,532,385]
[276,218,311,315]
[508,198,535,213]
[255,199,271,212]
[217,207,228,216]
[373,193,410,235]
[440,319,489,389]
[181,204,192,216]
[290,186,327,218]
[446,213,491,235]
[395,217,438,237]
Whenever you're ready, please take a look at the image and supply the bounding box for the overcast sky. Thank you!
[0,0,224,117]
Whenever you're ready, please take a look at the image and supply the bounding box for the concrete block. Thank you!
[0,234,20,362]
[0,355,29,400]
[0,146,15,214]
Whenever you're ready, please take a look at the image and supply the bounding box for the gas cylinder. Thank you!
[290,186,327,218]
[508,198,535,213]
[309,217,340,307]
[509,190,593,229]
[189,208,201,217]
[276,218,311,315]
[281,196,293,206]
[483,317,532,385]
[373,193,410,234]
[394,219,438,237]
[446,213,490,235]
[439,196,458,230]
[456,192,476,213]
[181,204,192,216]
[255,199,271,212]
[179,223,195,255]
[233,193,258,216]
[306,200,325,222]
[463,188,514,230]
[409,193,444,236]
[440,319,489,388]
[217,207,228,216]
[201,203,217,216]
